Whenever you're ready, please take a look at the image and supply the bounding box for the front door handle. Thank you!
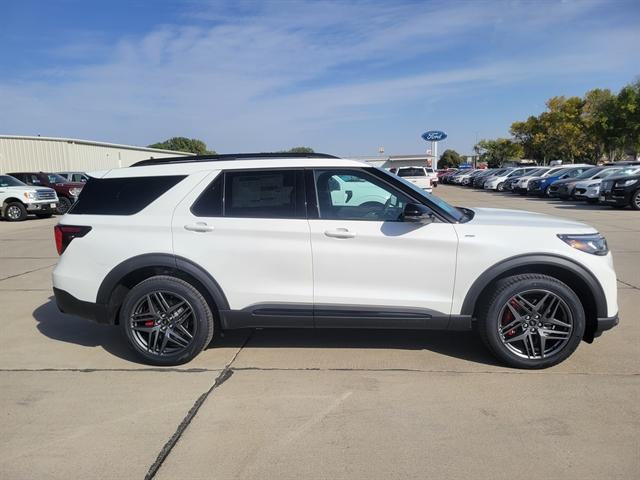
[184,222,215,233]
[324,228,356,239]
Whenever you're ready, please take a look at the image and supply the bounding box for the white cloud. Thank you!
[0,0,637,154]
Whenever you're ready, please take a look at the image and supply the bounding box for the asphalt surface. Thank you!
[1,186,638,479]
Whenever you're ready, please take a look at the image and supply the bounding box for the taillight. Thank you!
[54,225,92,255]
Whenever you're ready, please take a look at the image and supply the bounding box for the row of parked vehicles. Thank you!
[439,162,640,210]
[0,171,88,221]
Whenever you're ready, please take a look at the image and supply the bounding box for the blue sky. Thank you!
[1,0,639,156]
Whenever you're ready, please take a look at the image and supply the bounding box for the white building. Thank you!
[356,153,435,169]
[0,135,191,173]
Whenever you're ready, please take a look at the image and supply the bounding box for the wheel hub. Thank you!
[498,289,573,360]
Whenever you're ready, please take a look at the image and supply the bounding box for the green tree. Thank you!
[475,138,524,168]
[615,80,640,159]
[286,146,315,153]
[439,149,462,168]
[149,137,215,155]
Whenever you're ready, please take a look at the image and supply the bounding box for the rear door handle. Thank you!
[324,228,356,239]
[184,222,215,233]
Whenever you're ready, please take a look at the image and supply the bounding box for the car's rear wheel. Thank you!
[478,274,585,369]
[120,275,215,365]
[3,202,27,221]
[497,182,505,192]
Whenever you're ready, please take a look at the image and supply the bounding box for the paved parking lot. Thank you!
[1,186,638,479]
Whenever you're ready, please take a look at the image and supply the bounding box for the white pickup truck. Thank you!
[0,174,59,221]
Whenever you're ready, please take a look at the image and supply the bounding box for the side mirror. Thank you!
[402,203,435,224]
[328,177,340,192]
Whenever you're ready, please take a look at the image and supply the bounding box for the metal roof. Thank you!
[0,135,192,156]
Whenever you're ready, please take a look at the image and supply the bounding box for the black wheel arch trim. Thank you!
[96,253,230,323]
[460,253,608,318]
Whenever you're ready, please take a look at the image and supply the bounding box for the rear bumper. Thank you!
[53,287,111,324]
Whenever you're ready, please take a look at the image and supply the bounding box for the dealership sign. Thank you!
[421,130,447,142]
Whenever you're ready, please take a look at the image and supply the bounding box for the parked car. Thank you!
[548,167,621,200]
[513,167,565,194]
[392,166,434,192]
[473,169,503,189]
[574,167,635,203]
[8,172,84,214]
[57,171,89,183]
[0,174,58,221]
[461,169,487,187]
[527,166,592,197]
[484,167,539,191]
[442,169,466,184]
[599,169,640,210]
[52,152,618,369]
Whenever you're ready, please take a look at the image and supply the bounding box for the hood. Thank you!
[55,182,84,188]
[575,179,602,188]
[2,185,53,193]
[467,207,595,231]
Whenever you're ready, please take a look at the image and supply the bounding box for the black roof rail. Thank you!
[131,152,340,167]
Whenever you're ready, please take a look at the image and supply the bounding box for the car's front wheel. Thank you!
[2,202,27,221]
[631,190,640,211]
[120,275,215,365]
[477,274,585,369]
[497,182,505,192]
[56,197,72,215]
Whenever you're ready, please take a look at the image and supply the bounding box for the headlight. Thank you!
[619,179,638,187]
[69,188,82,196]
[558,233,608,256]
[23,191,36,200]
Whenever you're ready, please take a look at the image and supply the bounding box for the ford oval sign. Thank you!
[421,130,447,142]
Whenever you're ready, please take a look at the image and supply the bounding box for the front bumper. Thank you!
[25,201,58,212]
[600,189,632,206]
[593,313,619,339]
[53,287,111,324]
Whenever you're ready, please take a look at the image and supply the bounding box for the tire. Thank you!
[36,212,53,219]
[119,275,215,366]
[631,190,640,211]
[544,186,552,197]
[497,182,505,192]
[477,274,585,369]
[56,197,72,215]
[2,202,27,221]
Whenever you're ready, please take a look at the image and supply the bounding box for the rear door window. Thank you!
[223,170,305,219]
[397,168,426,177]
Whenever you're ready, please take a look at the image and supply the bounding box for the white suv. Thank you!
[52,153,619,368]
[1,174,59,221]
[391,166,434,192]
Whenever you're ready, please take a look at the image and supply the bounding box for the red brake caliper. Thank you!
[502,299,519,337]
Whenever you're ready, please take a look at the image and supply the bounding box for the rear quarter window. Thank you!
[69,175,185,215]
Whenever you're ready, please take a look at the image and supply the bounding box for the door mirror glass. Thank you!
[402,203,435,224]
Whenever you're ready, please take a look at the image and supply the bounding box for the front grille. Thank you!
[35,189,56,201]
[575,188,587,195]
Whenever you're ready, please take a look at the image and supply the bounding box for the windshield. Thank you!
[47,173,69,183]
[542,167,565,177]
[617,167,640,177]
[526,168,547,177]
[380,168,466,222]
[0,175,26,187]
[574,167,601,180]
[595,168,622,179]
